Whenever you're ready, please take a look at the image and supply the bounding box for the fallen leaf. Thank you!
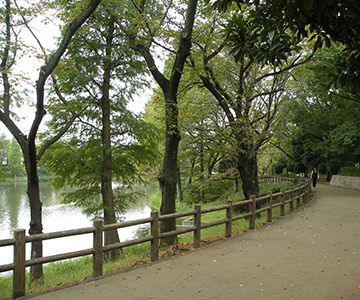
[197,290,201,293]
[181,285,186,288]
[283,258,287,262]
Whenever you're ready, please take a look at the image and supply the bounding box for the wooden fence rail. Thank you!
[0,177,312,298]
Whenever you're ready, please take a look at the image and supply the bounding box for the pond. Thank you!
[0,182,155,267]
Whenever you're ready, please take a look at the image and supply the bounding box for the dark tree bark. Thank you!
[199,147,205,202]
[101,18,121,260]
[177,166,183,202]
[237,150,259,200]
[0,0,101,280]
[129,0,198,245]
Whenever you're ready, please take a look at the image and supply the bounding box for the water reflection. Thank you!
[0,182,153,267]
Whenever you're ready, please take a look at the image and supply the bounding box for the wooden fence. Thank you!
[0,177,311,298]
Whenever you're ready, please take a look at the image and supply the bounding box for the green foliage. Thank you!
[210,0,360,92]
[182,179,234,204]
[339,167,360,177]
[7,138,25,177]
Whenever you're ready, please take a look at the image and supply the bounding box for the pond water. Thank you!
[0,182,154,267]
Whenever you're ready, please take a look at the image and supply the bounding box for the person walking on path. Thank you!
[310,167,319,187]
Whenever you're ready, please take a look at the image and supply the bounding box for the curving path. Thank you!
[25,183,360,300]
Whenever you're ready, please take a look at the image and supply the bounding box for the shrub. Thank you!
[339,166,360,177]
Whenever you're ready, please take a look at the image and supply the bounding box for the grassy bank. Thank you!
[0,179,299,300]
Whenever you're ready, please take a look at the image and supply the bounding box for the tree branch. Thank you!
[30,0,101,144]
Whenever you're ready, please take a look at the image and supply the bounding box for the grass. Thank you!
[0,179,304,300]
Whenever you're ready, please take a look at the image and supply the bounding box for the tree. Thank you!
[0,134,10,181]
[42,4,157,260]
[189,6,311,199]
[287,45,360,179]
[0,0,101,279]
[211,0,360,92]
[8,137,24,178]
[115,0,198,245]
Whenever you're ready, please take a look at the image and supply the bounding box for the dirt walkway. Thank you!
[22,184,360,300]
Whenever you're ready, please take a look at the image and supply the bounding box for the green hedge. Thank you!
[339,167,360,177]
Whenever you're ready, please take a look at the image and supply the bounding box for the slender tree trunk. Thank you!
[188,159,196,184]
[199,147,205,202]
[233,178,239,193]
[129,0,198,246]
[159,123,180,245]
[177,166,183,202]
[24,143,43,280]
[102,18,120,260]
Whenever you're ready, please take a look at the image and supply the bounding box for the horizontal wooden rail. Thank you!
[26,227,95,243]
[158,210,196,221]
[0,238,15,247]
[201,204,229,214]
[25,249,95,267]
[103,236,153,252]
[0,177,312,298]
[0,263,14,273]
[232,212,252,221]
[103,217,153,231]
[200,218,228,229]
[233,199,253,207]
[159,226,196,239]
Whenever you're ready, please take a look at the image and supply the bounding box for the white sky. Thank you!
[0,5,153,140]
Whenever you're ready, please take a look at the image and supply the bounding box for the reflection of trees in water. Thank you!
[133,225,150,239]
[0,182,154,240]
[6,183,26,230]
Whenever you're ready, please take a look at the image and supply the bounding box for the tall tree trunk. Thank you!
[24,142,43,280]
[159,124,180,245]
[199,147,205,202]
[129,0,198,246]
[188,159,196,184]
[102,18,120,260]
[233,178,239,193]
[237,150,259,200]
[177,166,183,202]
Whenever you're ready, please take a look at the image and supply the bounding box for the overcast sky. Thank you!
[1,8,152,140]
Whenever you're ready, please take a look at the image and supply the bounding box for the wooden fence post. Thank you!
[290,187,294,212]
[93,220,103,278]
[225,200,233,238]
[305,181,310,203]
[297,187,301,207]
[13,229,26,299]
[249,195,256,230]
[267,191,273,223]
[280,189,285,216]
[151,211,159,261]
[193,205,201,248]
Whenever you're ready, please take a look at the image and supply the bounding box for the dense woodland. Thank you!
[1,0,360,280]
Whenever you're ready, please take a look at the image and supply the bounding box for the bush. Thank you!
[339,166,360,177]
[182,179,235,204]
[318,163,327,175]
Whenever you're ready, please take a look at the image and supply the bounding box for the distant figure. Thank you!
[310,167,319,188]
